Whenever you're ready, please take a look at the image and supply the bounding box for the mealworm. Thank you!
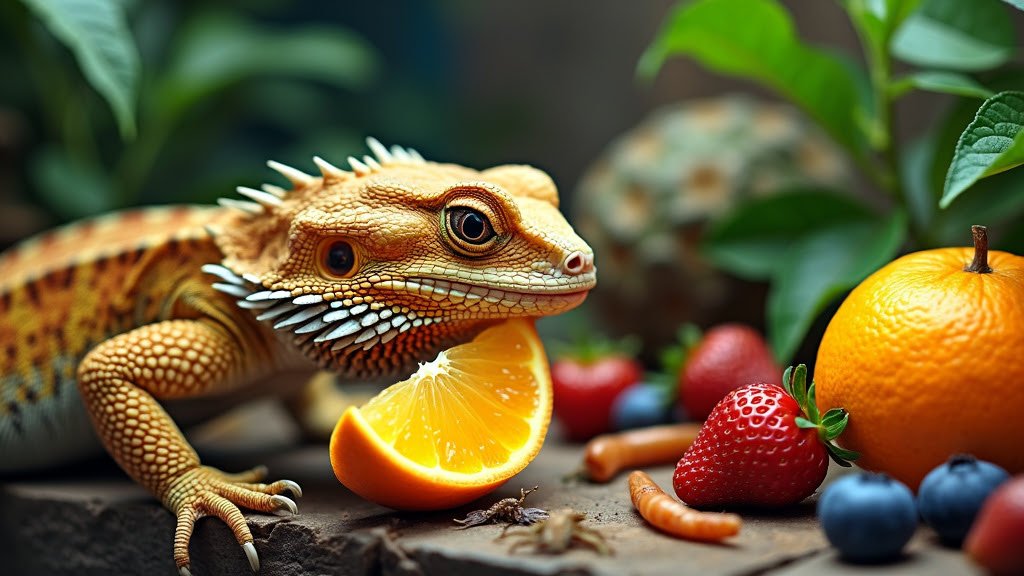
[628,470,741,542]
[583,423,701,483]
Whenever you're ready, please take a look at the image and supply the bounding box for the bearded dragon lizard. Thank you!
[0,138,596,575]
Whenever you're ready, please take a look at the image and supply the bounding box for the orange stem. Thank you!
[965,225,992,274]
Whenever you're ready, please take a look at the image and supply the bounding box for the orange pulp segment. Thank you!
[329,318,552,510]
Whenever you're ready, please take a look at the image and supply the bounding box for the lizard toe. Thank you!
[167,465,301,573]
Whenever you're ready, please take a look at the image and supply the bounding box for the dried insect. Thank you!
[454,486,549,528]
[583,423,701,483]
[628,470,741,542]
[500,508,612,555]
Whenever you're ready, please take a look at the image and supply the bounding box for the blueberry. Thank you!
[611,384,669,430]
[918,454,1009,547]
[818,473,917,563]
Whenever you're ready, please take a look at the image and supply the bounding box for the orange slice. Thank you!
[329,318,552,510]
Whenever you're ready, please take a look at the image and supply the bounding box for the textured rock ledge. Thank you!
[0,403,980,576]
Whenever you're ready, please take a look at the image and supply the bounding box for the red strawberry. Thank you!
[673,365,857,508]
[551,338,643,442]
[679,324,780,421]
[965,475,1024,576]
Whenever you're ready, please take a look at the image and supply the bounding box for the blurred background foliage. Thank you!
[1,0,1023,366]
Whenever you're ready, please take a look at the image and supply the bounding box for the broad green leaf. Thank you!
[890,71,993,99]
[904,76,1024,247]
[703,190,875,280]
[768,211,906,363]
[30,147,116,220]
[160,12,378,118]
[936,167,1024,244]
[892,0,1014,72]
[20,0,139,138]
[639,0,868,156]
[941,91,1024,208]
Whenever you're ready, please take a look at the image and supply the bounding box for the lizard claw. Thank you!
[168,465,300,573]
[243,541,260,572]
[270,494,298,516]
[279,479,303,498]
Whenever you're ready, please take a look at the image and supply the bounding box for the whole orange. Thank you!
[815,227,1024,490]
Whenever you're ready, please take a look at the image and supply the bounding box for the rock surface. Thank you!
[0,403,982,576]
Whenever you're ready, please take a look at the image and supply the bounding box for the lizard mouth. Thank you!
[206,263,593,372]
[402,276,594,313]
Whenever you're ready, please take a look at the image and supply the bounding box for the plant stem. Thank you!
[965,225,992,274]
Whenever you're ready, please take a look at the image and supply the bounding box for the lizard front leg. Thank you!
[77,319,301,575]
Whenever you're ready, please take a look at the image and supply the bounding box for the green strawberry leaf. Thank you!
[552,332,641,364]
[795,416,817,429]
[782,364,860,466]
[782,365,795,398]
[805,382,821,424]
[657,324,703,382]
[826,444,861,467]
[790,365,810,415]
[821,408,850,433]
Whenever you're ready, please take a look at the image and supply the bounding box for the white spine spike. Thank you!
[366,137,393,163]
[217,198,264,215]
[362,155,382,170]
[267,160,315,186]
[390,145,412,162]
[347,156,371,176]
[201,264,245,285]
[261,183,287,198]
[313,156,349,182]
[407,148,425,163]
[236,186,283,207]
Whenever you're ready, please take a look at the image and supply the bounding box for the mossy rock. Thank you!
[574,96,848,353]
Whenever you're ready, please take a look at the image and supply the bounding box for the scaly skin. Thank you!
[0,139,596,575]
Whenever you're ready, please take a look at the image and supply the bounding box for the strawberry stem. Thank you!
[965,225,992,274]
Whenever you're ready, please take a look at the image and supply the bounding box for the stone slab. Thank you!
[0,403,983,576]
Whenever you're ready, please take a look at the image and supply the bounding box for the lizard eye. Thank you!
[318,239,358,278]
[447,207,495,247]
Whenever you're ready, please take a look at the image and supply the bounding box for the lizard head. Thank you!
[208,138,596,379]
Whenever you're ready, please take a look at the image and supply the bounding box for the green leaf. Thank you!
[892,0,1014,72]
[19,0,139,139]
[703,190,875,280]
[639,0,868,156]
[30,147,116,220]
[936,167,1024,244]
[782,365,795,398]
[159,12,378,118]
[941,91,1024,208]
[842,0,922,56]
[826,444,860,466]
[805,381,820,424]
[791,364,809,414]
[821,409,850,440]
[768,211,907,363]
[794,416,817,429]
[890,71,994,99]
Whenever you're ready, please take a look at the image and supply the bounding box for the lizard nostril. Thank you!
[561,251,590,275]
